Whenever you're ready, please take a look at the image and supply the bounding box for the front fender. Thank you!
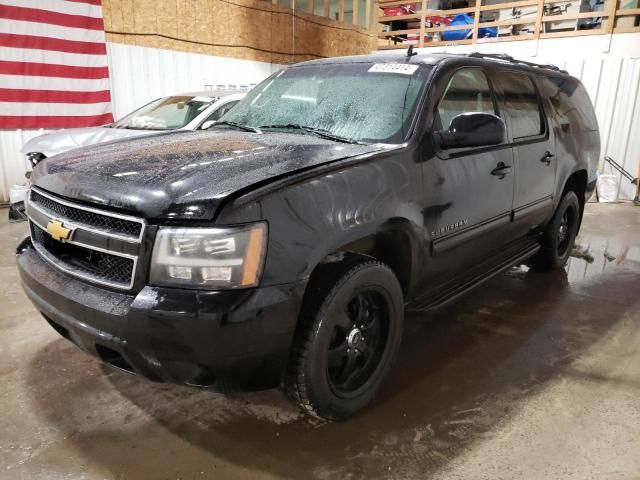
[216,150,425,290]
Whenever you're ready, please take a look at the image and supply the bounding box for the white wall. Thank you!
[396,33,640,200]
[0,43,282,202]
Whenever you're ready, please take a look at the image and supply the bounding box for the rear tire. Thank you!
[531,191,580,270]
[284,256,404,421]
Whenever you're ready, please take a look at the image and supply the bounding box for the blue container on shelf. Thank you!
[441,14,498,41]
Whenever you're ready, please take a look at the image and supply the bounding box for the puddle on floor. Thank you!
[566,236,639,284]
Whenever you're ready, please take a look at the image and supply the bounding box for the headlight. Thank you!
[149,223,267,289]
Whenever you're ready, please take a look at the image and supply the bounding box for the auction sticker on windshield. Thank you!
[368,63,419,75]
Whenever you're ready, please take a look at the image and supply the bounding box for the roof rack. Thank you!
[467,52,567,74]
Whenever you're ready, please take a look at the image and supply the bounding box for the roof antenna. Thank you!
[406,44,417,58]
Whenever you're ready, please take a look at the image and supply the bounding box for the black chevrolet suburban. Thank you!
[16,52,599,420]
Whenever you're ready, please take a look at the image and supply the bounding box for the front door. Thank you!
[493,70,556,233]
[421,67,516,283]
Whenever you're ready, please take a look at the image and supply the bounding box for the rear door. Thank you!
[493,70,556,233]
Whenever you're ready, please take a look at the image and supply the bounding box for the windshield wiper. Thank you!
[258,123,308,132]
[258,124,365,144]
[213,121,262,133]
[305,127,366,145]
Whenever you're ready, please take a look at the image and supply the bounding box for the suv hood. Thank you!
[21,126,160,158]
[31,130,386,220]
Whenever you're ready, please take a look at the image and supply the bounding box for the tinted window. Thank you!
[437,69,496,130]
[539,76,598,132]
[497,72,543,139]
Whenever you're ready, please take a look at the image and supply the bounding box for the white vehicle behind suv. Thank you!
[8,90,245,221]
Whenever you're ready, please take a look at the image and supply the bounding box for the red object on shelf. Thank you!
[382,3,417,16]
[406,16,453,29]
[403,33,433,43]
[425,15,453,25]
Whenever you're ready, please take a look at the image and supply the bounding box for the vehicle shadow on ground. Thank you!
[26,252,640,479]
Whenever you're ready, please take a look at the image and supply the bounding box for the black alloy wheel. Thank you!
[327,289,389,396]
[556,205,577,258]
[531,190,581,270]
[284,257,404,420]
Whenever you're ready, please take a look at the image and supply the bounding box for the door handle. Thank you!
[491,162,512,179]
[541,151,555,165]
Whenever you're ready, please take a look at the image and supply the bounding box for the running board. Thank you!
[407,238,541,312]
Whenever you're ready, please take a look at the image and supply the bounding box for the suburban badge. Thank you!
[431,219,469,237]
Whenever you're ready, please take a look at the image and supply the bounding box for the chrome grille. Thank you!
[31,223,135,286]
[29,189,143,240]
[27,187,145,290]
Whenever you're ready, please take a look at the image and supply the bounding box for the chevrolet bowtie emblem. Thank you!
[46,220,72,242]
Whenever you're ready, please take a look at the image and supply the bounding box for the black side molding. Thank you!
[513,196,553,222]
[432,213,511,256]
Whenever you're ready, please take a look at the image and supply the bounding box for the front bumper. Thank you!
[17,238,305,391]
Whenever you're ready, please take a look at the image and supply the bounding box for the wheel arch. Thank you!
[312,217,421,298]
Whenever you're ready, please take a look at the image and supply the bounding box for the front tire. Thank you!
[531,190,581,270]
[284,257,404,420]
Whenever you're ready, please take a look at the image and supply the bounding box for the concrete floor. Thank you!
[1,203,639,480]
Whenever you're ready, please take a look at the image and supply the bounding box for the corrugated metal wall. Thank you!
[405,33,640,200]
[0,43,282,202]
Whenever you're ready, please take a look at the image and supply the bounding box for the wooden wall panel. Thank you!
[103,0,376,64]
[193,0,212,55]
[102,0,112,31]
[183,0,199,53]
[134,0,161,49]
[173,0,189,52]
[119,0,137,46]
[210,0,228,57]
[155,0,177,42]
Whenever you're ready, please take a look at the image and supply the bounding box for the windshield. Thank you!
[219,63,428,143]
[113,95,216,130]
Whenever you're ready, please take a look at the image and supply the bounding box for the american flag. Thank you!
[0,0,113,129]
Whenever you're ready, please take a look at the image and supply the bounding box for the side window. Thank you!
[205,100,240,123]
[539,76,598,132]
[437,68,496,131]
[497,72,543,139]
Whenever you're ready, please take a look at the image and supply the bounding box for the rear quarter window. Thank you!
[539,76,599,132]
[495,71,544,139]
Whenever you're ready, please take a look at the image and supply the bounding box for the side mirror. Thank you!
[435,112,506,149]
[201,120,216,130]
